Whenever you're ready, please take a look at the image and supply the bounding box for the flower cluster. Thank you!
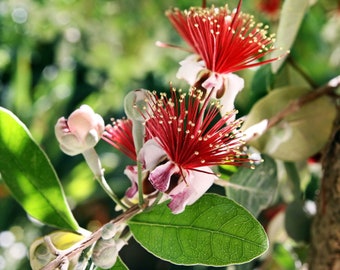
[161,0,280,114]
[56,0,276,214]
[104,88,251,213]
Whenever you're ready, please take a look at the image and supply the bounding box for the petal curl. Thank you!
[168,167,216,214]
[149,161,179,192]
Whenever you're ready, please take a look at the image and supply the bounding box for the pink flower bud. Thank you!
[55,105,104,156]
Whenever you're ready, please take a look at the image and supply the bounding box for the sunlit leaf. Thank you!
[0,107,79,230]
[225,155,278,217]
[242,86,337,161]
[271,0,309,73]
[128,194,268,266]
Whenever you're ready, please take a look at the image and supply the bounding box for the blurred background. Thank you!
[0,0,339,269]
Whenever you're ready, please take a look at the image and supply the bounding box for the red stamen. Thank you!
[166,0,282,74]
[141,88,250,171]
[103,119,137,161]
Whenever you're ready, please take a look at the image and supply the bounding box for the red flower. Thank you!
[166,0,279,74]
[141,88,249,172]
[258,0,281,17]
[103,88,251,213]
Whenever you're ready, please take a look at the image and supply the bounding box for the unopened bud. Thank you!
[92,238,126,269]
[124,89,151,121]
[29,231,84,270]
[55,105,104,156]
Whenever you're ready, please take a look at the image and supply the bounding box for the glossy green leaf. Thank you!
[271,0,309,73]
[242,86,337,161]
[225,155,278,217]
[0,107,79,230]
[128,194,268,266]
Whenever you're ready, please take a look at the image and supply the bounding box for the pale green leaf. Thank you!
[226,155,278,217]
[0,107,79,230]
[271,0,309,73]
[242,86,337,161]
[128,194,268,266]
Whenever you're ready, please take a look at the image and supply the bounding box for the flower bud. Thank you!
[92,238,126,269]
[29,231,84,270]
[55,105,104,156]
[124,89,151,121]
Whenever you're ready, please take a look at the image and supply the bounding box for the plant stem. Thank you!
[82,148,128,210]
[266,75,340,130]
[96,174,128,210]
[41,204,141,270]
[287,56,317,88]
[137,161,144,206]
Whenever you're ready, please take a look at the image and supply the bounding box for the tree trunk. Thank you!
[309,109,340,270]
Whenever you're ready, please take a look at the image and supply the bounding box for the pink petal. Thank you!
[149,161,179,192]
[124,165,139,198]
[168,167,216,214]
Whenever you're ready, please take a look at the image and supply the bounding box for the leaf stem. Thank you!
[82,148,128,210]
[287,56,318,88]
[96,174,128,210]
[137,161,144,206]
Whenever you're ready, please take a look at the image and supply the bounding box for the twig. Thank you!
[287,56,318,88]
[266,75,340,130]
[41,204,141,270]
[245,75,340,142]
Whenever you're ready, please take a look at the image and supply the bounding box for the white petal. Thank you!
[138,139,167,170]
[242,119,268,142]
[219,73,244,115]
[176,55,205,85]
[201,73,224,92]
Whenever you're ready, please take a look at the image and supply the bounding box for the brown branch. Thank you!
[309,103,340,269]
[41,204,141,270]
[244,75,340,142]
[266,75,340,130]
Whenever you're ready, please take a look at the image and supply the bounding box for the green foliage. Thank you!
[0,0,339,269]
[128,194,268,266]
[0,107,78,230]
[243,86,337,161]
[225,155,278,217]
[271,0,310,73]
[285,200,313,243]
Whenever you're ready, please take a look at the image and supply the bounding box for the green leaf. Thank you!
[0,107,79,230]
[271,0,309,73]
[284,200,312,243]
[226,155,278,217]
[242,86,337,161]
[128,194,268,266]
